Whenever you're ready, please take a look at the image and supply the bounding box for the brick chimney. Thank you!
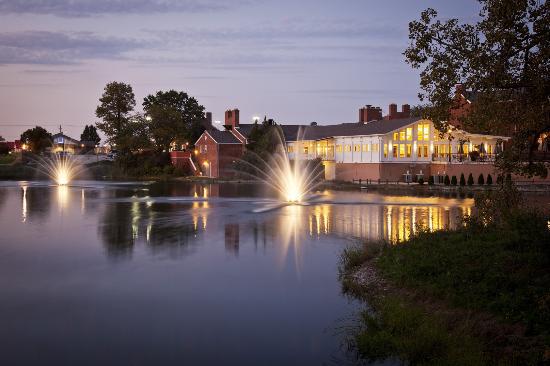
[402,104,410,117]
[202,111,213,130]
[359,105,382,123]
[388,103,398,119]
[224,109,239,129]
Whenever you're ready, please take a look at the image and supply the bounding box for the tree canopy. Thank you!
[80,125,101,145]
[20,126,52,154]
[404,0,549,177]
[95,81,136,148]
[142,90,205,151]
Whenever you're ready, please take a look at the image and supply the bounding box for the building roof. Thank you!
[285,117,422,141]
[52,133,80,145]
[205,129,242,144]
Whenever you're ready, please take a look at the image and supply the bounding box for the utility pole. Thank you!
[59,125,65,153]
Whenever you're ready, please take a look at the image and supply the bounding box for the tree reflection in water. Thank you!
[98,189,206,259]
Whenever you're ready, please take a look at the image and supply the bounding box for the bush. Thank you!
[496,174,504,185]
[467,173,474,186]
[444,175,450,186]
[477,174,485,185]
[486,174,493,185]
[451,175,457,185]
[428,175,434,185]
[418,177,424,185]
[459,173,466,186]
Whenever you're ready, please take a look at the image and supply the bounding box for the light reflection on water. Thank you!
[0,181,476,365]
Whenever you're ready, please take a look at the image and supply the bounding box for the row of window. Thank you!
[335,143,380,153]
[382,144,430,158]
[391,124,431,142]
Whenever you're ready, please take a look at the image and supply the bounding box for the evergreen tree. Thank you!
[451,175,457,186]
[467,173,474,186]
[478,174,485,185]
[459,173,466,186]
[444,175,450,186]
[486,174,493,185]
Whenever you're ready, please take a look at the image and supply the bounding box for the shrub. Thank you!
[486,174,493,185]
[459,173,466,186]
[496,174,504,184]
[444,175,450,186]
[428,175,434,185]
[467,173,474,186]
[418,177,424,185]
[451,175,457,185]
[477,174,485,185]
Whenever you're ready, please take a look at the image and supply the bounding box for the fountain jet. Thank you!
[36,154,84,186]
[235,127,323,203]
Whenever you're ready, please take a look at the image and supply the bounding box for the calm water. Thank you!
[0,181,473,365]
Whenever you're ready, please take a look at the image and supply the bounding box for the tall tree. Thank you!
[80,125,101,145]
[142,90,205,151]
[95,82,136,149]
[116,114,153,152]
[404,0,549,177]
[20,126,52,154]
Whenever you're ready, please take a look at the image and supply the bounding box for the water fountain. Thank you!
[236,128,324,204]
[35,154,84,186]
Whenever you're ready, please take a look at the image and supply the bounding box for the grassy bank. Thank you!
[340,186,550,365]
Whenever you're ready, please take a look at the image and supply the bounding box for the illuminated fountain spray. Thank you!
[238,128,323,203]
[36,154,84,186]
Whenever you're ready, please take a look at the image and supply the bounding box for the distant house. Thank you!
[51,133,82,154]
[2,140,22,152]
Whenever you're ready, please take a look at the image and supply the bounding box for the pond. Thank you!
[0,181,473,365]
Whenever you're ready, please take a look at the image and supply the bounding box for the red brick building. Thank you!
[194,110,246,177]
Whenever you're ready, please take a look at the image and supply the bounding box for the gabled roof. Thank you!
[285,117,422,141]
[52,133,80,145]
[204,129,242,144]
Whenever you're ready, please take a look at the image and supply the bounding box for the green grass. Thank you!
[356,297,487,366]
[376,215,550,337]
[340,196,550,365]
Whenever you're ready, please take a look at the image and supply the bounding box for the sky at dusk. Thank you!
[0,0,481,141]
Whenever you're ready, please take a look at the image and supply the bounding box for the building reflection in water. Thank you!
[20,185,51,223]
[308,201,472,243]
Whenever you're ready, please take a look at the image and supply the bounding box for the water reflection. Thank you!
[309,202,471,243]
[19,185,51,222]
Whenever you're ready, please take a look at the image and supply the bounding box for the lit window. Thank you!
[406,144,412,157]
[287,146,294,153]
[362,144,370,152]
[373,143,379,152]
[303,146,309,154]
[406,127,413,141]
[393,145,398,158]
[345,145,352,152]
[336,145,342,152]
[399,144,405,158]
[417,124,424,141]
[354,145,361,152]
[383,144,388,158]
[423,145,428,158]
[423,125,430,140]
[399,130,406,141]
[393,132,398,141]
